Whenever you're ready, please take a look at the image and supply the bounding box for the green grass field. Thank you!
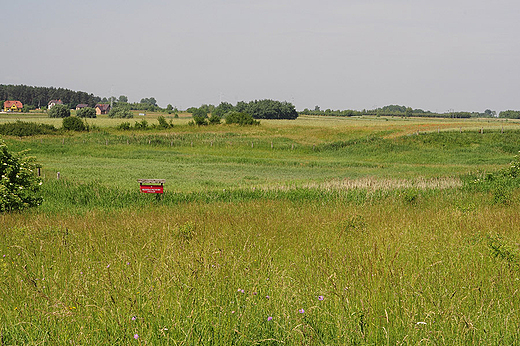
[1,115,520,344]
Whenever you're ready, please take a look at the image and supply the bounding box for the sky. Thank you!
[2,0,520,113]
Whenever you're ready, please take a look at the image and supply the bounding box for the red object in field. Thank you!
[140,185,163,193]
[138,179,165,194]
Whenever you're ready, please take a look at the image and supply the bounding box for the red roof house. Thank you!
[3,100,23,112]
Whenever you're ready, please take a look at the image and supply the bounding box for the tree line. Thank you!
[0,84,101,110]
[301,105,498,119]
[188,100,299,120]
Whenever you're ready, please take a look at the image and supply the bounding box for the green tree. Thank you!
[108,107,133,118]
[213,102,234,117]
[118,95,128,103]
[405,107,413,117]
[48,104,70,118]
[140,97,157,106]
[0,141,42,212]
[76,107,96,118]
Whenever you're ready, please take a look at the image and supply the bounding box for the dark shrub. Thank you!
[0,121,58,136]
[63,116,87,131]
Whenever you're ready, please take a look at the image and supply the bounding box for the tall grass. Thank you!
[2,117,520,344]
[1,196,520,344]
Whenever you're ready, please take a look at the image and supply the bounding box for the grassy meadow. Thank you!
[1,114,520,344]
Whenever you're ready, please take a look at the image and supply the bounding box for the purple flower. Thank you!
[134,334,139,339]
[299,308,305,314]
[106,264,110,268]
[131,316,136,321]
[266,295,270,299]
[318,296,324,301]
[126,262,130,265]
[267,316,273,321]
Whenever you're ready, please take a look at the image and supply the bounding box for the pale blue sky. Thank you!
[2,0,520,112]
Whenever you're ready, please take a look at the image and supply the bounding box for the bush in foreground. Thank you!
[0,141,42,212]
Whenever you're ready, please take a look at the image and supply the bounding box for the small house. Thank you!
[76,104,88,110]
[95,104,111,115]
[48,99,63,109]
[3,100,23,112]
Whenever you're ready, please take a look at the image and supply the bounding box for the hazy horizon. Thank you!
[2,0,520,113]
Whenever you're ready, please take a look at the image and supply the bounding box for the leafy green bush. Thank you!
[208,114,221,125]
[0,141,42,212]
[48,104,70,118]
[76,107,96,118]
[117,122,131,130]
[134,119,148,129]
[193,115,208,126]
[108,107,133,118]
[157,116,173,129]
[62,116,87,131]
[0,121,58,137]
[225,111,260,126]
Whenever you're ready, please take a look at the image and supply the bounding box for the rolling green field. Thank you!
[1,114,520,344]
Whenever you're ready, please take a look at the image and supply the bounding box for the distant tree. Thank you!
[484,109,496,117]
[405,107,413,117]
[499,110,520,119]
[140,97,157,106]
[213,102,234,117]
[192,107,208,119]
[76,107,96,118]
[48,104,70,118]
[118,95,128,103]
[314,105,320,111]
[108,107,133,118]
[166,104,173,111]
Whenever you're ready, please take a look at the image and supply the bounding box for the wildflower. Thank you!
[231,310,235,314]
[266,295,270,299]
[126,262,130,265]
[318,296,324,301]
[238,288,244,293]
[416,321,427,325]
[299,308,305,314]
[106,264,110,268]
[134,334,139,339]
[131,316,136,321]
[267,316,273,321]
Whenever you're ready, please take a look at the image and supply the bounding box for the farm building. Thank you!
[3,100,23,112]
[76,104,88,110]
[48,99,63,109]
[95,104,111,115]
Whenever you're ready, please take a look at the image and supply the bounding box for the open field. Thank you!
[1,115,520,344]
